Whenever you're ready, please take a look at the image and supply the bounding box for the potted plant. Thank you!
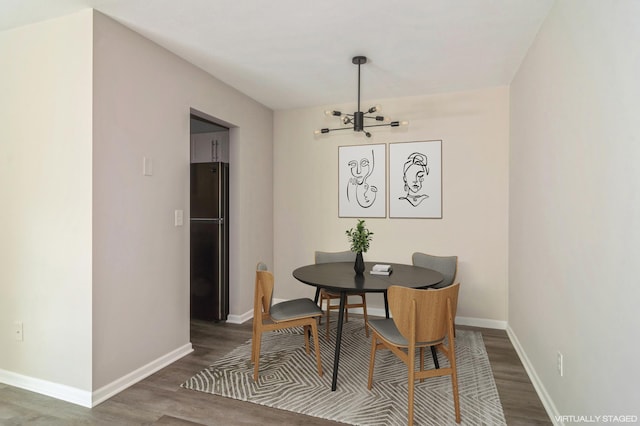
[345,219,374,275]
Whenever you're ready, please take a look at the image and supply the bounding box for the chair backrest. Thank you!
[412,252,458,288]
[388,283,460,344]
[254,263,274,318]
[315,250,356,264]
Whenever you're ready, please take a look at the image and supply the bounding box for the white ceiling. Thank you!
[0,0,554,110]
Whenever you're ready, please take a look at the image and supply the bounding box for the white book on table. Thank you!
[370,264,392,275]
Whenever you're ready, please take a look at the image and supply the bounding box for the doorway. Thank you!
[189,112,230,322]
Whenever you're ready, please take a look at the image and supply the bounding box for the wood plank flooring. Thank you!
[0,319,550,425]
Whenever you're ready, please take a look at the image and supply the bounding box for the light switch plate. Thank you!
[174,210,184,226]
[143,157,153,176]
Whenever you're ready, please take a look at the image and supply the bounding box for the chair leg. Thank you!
[303,325,311,354]
[431,345,440,369]
[325,302,331,341]
[251,324,260,366]
[250,334,255,366]
[367,334,378,389]
[251,319,258,365]
[408,348,416,426]
[253,333,262,381]
[361,294,369,338]
[419,347,425,383]
[448,343,461,423]
[344,301,349,322]
[310,320,323,377]
[451,367,461,423]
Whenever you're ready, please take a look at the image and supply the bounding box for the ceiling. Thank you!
[0,0,554,111]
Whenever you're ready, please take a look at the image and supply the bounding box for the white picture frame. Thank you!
[389,140,442,219]
[338,144,386,218]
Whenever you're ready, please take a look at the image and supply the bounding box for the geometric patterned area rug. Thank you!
[182,319,506,426]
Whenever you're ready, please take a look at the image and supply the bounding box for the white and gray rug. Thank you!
[182,319,506,425]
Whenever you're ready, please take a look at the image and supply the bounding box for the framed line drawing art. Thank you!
[338,143,386,218]
[389,140,442,218]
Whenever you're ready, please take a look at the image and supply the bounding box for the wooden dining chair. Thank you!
[368,283,461,425]
[315,250,369,341]
[412,251,458,368]
[251,262,323,381]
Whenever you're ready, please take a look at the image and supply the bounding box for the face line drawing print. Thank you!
[346,149,378,208]
[399,152,429,207]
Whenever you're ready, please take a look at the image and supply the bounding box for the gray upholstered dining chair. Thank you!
[411,252,458,369]
[251,262,323,381]
[411,252,458,289]
[315,250,369,341]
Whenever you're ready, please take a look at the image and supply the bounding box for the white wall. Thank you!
[509,0,640,419]
[0,11,94,393]
[92,11,273,390]
[274,87,509,325]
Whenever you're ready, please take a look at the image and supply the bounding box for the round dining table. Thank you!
[292,261,443,391]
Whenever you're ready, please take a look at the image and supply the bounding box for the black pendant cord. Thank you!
[357,61,361,114]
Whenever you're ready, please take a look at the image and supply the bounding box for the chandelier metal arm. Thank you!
[327,111,382,120]
[316,120,406,135]
[316,126,352,134]
[361,122,400,129]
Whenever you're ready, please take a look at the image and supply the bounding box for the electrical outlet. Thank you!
[14,321,23,341]
[557,351,563,376]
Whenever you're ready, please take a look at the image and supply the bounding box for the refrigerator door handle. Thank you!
[191,218,223,223]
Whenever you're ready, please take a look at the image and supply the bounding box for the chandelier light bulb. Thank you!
[390,120,410,127]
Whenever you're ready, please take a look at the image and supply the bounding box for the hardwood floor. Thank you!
[0,319,550,425]
[462,326,552,425]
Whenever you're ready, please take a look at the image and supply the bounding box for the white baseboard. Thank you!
[226,310,253,324]
[226,298,288,325]
[0,368,92,407]
[455,316,507,330]
[92,342,193,407]
[1,343,195,408]
[506,326,561,426]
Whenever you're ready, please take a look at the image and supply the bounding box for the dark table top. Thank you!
[292,261,443,293]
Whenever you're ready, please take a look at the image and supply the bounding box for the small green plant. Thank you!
[345,219,374,253]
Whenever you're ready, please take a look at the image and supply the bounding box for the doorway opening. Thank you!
[189,111,230,322]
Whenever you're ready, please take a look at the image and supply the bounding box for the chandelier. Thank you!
[315,56,408,138]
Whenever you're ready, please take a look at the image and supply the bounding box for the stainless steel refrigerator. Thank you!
[190,162,229,321]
